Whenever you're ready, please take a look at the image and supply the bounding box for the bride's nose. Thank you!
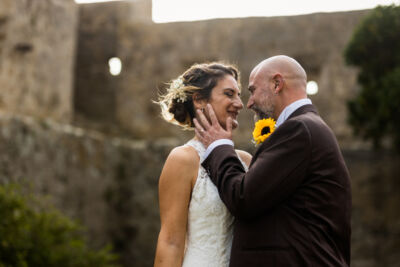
[233,96,244,110]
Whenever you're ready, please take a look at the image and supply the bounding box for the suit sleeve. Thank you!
[202,119,312,220]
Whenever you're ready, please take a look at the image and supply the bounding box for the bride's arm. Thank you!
[154,146,198,267]
[236,149,253,167]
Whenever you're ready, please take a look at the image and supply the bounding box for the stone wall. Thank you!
[0,0,77,122]
[74,2,368,149]
[345,149,400,267]
[0,111,175,267]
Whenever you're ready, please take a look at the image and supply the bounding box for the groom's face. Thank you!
[247,72,276,121]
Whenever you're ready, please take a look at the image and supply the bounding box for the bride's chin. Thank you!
[222,119,238,130]
[232,119,238,129]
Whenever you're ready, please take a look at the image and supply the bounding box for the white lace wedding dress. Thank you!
[182,139,248,267]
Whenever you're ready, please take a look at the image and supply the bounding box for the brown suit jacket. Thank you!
[202,105,351,267]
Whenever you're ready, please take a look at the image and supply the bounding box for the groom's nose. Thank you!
[247,96,254,109]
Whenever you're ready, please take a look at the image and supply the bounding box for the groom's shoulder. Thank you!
[277,116,310,135]
[285,111,337,145]
[291,110,331,132]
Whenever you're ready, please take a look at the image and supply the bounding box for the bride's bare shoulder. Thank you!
[168,145,199,164]
[162,144,199,176]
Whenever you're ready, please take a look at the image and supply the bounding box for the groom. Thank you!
[194,55,351,266]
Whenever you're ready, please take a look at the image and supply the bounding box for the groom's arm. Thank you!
[202,119,311,220]
[203,139,234,160]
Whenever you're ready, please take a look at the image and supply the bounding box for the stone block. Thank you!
[0,0,77,122]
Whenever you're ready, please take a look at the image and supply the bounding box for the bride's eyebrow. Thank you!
[222,88,235,93]
[223,88,241,95]
[223,87,240,92]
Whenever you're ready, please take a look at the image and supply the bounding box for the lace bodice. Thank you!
[182,139,248,267]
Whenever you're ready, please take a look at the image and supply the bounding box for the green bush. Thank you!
[344,5,400,150]
[0,183,120,267]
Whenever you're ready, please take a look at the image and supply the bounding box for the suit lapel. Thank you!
[250,104,318,164]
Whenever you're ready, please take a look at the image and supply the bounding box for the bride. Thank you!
[153,62,252,267]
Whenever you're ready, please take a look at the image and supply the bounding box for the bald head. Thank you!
[247,55,308,120]
[252,55,307,90]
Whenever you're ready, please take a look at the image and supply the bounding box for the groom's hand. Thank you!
[193,104,233,148]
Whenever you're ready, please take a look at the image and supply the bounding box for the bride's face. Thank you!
[207,75,243,130]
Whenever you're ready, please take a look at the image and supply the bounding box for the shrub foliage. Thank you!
[0,184,120,267]
[344,5,400,150]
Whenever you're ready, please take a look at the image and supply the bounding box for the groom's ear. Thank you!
[272,74,284,93]
[192,93,207,109]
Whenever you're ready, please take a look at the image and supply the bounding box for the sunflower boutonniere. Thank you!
[252,118,276,145]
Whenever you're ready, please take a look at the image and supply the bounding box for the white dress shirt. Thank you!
[202,98,312,161]
[275,98,312,128]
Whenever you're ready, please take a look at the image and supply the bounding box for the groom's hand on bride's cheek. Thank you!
[205,104,233,139]
[193,104,233,148]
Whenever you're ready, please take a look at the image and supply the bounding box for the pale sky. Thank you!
[75,0,399,23]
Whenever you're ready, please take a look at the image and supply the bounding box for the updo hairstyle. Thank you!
[157,62,240,130]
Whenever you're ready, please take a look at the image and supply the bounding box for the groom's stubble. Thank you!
[251,91,275,122]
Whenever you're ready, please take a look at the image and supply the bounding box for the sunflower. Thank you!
[252,118,276,145]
